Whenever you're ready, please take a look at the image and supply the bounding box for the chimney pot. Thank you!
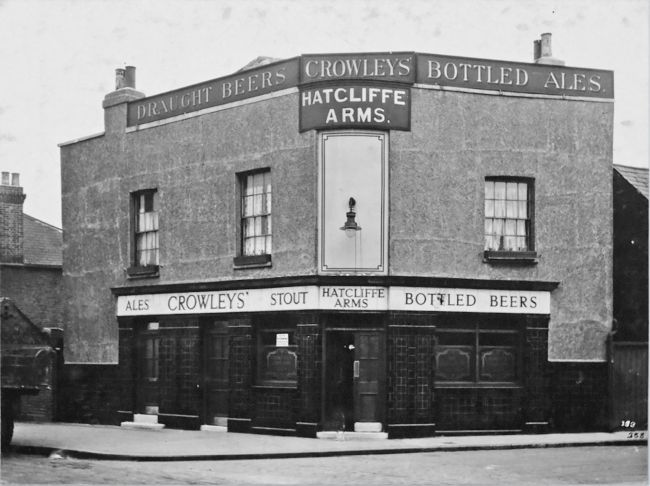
[1,172,9,185]
[125,66,136,89]
[533,32,565,66]
[540,32,553,57]
[115,68,126,90]
[11,173,19,186]
[533,39,541,61]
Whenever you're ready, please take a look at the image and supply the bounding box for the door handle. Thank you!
[353,360,360,378]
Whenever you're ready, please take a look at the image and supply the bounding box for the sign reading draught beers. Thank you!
[299,84,410,131]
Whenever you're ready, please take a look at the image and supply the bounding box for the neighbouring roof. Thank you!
[236,56,281,72]
[614,164,648,200]
[22,214,62,266]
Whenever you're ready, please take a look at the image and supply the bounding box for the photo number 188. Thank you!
[621,420,646,439]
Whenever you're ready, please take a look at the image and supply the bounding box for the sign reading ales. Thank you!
[299,84,410,131]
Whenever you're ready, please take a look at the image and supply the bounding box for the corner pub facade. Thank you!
[60,35,615,438]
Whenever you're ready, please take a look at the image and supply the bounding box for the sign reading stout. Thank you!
[299,84,411,131]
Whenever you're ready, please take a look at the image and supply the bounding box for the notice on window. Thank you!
[276,333,289,347]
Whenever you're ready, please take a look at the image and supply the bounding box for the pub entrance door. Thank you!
[323,330,384,431]
[134,320,202,428]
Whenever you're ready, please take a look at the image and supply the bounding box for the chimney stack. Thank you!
[103,65,145,133]
[0,172,26,263]
[533,33,565,66]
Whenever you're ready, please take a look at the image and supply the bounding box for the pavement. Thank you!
[8,422,648,461]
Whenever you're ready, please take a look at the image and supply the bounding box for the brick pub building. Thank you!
[60,35,615,437]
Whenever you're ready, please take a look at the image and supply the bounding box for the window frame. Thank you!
[127,188,160,278]
[434,319,523,388]
[483,176,537,263]
[234,169,272,268]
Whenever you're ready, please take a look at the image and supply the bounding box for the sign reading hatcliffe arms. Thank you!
[299,84,410,131]
[116,286,551,316]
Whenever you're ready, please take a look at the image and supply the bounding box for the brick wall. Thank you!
[228,319,253,431]
[57,364,123,425]
[0,185,25,263]
[252,388,297,429]
[296,321,321,429]
[117,327,135,413]
[523,323,550,429]
[387,315,436,436]
[1,266,63,329]
[550,361,609,431]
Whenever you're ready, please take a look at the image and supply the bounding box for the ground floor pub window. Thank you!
[256,326,297,387]
[435,318,521,385]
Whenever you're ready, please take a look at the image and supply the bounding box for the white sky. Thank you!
[0,0,647,227]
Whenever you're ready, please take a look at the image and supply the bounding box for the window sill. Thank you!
[252,384,297,390]
[233,254,272,269]
[435,383,523,389]
[483,251,538,264]
[126,265,160,279]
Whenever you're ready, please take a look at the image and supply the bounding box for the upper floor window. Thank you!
[484,178,536,262]
[128,189,159,277]
[235,170,272,267]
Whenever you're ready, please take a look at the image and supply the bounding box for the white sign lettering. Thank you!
[116,285,550,316]
[319,286,387,311]
[389,287,550,314]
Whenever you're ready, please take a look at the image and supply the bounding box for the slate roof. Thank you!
[614,164,648,200]
[22,214,62,266]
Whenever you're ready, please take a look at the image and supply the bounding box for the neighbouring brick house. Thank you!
[0,172,63,421]
[60,34,615,437]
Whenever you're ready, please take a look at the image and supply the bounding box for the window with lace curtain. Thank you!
[234,169,272,267]
[128,189,159,276]
[484,177,536,261]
